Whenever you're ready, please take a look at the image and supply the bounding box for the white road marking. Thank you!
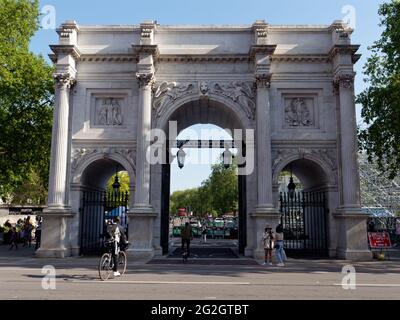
[67,280,251,285]
[333,283,400,288]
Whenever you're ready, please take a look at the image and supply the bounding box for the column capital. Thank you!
[333,72,355,92]
[53,73,76,89]
[256,73,272,89]
[136,72,155,89]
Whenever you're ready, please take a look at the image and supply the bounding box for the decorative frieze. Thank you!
[152,80,256,120]
[153,82,196,119]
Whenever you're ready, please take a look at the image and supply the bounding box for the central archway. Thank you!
[157,95,253,256]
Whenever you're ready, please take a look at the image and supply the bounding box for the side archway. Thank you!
[69,150,135,256]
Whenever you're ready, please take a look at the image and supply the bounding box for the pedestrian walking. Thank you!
[275,224,285,267]
[23,216,33,247]
[35,217,42,251]
[181,222,193,257]
[201,224,208,244]
[262,225,275,266]
[9,227,19,250]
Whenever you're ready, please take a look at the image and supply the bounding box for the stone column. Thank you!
[333,73,371,260]
[36,73,75,258]
[251,74,281,260]
[47,74,75,208]
[128,36,159,259]
[335,74,360,209]
[249,29,280,259]
[255,75,275,211]
[134,73,154,209]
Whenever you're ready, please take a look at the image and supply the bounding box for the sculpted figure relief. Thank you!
[285,98,312,127]
[213,81,255,119]
[153,82,195,118]
[97,98,123,126]
[153,80,256,120]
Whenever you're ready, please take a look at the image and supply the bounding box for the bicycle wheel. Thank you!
[118,251,127,276]
[98,253,113,281]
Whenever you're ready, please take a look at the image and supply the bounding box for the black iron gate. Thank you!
[79,190,129,255]
[279,191,328,257]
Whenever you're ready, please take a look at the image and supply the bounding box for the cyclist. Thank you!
[106,217,127,277]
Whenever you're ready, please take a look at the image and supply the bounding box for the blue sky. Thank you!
[30,0,386,192]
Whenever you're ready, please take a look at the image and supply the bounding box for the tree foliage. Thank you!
[357,0,400,179]
[106,171,130,194]
[170,159,238,217]
[0,0,54,203]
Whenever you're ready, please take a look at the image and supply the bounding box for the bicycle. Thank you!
[98,240,129,281]
[182,240,189,263]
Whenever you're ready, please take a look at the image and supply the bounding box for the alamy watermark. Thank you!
[41,265,56,290]
[145,121,255,175]
[341,5,356,30]
[40,5,56,30]
[341,265,356,290]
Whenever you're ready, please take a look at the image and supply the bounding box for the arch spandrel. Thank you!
[153,80,256,133]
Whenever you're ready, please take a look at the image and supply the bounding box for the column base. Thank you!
[250,208,281,260]
[126,248,155,261]
[334,209,372,261]
[36,248,70,259]
[36,207,75,259]
[337,249,372,261]
[127,210,157,260]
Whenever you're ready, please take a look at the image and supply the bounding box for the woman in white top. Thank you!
[262,225,275,266]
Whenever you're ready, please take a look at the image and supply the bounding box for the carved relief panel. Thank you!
[152,80,256,121]
[86,90,131,130]
[280,92,320,130]
[95,97,124,126]
[284,97,314,128]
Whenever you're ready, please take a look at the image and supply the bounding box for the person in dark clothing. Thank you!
[3,220,12,244]
[35,217,42,251]
[106,217,128,277]
[181,222,193,257]
[9,227,19,250]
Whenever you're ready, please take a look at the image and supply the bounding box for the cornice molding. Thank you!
[132,44,160,58]
[158,54,251,63]
[328,44,360,60]
[271,54,330,63]
[49,44,81,62]
[249,45,277,58]
[79,54,136,62]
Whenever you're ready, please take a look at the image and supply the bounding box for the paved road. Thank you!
[1,246,399,300]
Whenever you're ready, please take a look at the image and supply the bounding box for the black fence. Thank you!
[79,190,129,256]
[280,191,328,258]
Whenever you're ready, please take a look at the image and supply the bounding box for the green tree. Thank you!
[357,0,400,179]
[106,171,130,194]
[207,161,238,215]
[0,0,54,203]
[169,159,238,217]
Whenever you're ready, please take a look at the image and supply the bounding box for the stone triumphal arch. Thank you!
[37,20,371,260]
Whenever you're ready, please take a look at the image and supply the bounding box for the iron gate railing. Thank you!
[280,191,328,257]
[79,190,129,255]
